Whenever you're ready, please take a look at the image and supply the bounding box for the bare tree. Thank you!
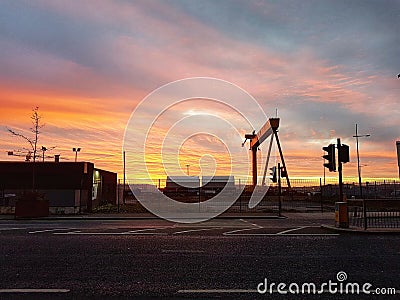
[7,107,44,162]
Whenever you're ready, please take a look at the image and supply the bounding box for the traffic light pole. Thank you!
[337,138,344,202]
[323,138,349,202]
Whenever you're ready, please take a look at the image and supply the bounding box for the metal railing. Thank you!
[348,199,400,229]
[117,178,400,215]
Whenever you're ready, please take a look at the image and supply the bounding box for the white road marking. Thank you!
[0,228,27,231]
[42,225,340,237]
[222,228,260,235]
[127,227,170,233]
[173,228,221,235]
[179,288,400,294]
[281,233,339,236]
[239,219,262,228]
[53,228,170,235]
[29,228,73,234]
[53,231,82,235]
[53,232,167,235]
[0,289,70,293]
[224,233,339,236]
[178,289,257,293]
[224,225,339,236]
[162,250,205,253]
[276,226,308,235]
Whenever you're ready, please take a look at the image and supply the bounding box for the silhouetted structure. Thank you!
[0,161,116,213]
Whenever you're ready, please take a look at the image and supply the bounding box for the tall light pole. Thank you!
[72,147,81,162]
[41,146,47,162]
[396,141,400,179]
[186,164,190,176]
[353,124,370,198]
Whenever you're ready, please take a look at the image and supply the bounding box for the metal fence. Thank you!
[109,178,400,219]
[118,178,325,214]
[348,199,400,229]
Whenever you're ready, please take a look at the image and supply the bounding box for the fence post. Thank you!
[363,199,367,230]
[117,178,120,213]
[384,180,386,197]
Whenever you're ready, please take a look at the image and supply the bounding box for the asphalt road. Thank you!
[0,218,399,299]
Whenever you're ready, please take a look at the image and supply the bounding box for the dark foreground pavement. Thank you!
[0,216,399,299]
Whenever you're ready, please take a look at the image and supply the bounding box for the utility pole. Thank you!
[123,150,126,205]
[396,141,400,179]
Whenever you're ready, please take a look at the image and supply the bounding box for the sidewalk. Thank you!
[321,224,400,234]
[1,211,399,233]
[0,211,287,220]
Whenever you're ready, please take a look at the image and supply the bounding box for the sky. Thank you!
[0,0,399,184]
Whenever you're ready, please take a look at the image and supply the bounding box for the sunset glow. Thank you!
[1,1,399,183]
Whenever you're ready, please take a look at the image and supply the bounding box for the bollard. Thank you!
[335,202,349,228]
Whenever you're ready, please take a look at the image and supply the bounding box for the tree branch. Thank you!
[7,127,34,151]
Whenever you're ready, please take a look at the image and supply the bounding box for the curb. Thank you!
[3,215,288,221]
[321,225,400,235]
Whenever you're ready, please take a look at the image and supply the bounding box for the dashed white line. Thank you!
[0,228,27,231]
[29,228,73,234]
[53,228,172,235]
[162,249,205,253]
[178,289,257,293]
[53,231,167,235]
[0,289,70,293]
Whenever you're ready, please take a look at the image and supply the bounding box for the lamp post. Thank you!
[353,124,370,198]
[41,146,47,162]
[186,164,190,176]
[72,147,81,162]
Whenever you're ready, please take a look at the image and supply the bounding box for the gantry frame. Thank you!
[243,118,291,188]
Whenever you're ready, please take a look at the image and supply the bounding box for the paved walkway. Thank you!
[1,211,399,233]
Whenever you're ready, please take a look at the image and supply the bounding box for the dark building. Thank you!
[163,176,237,202]
[0,161,117,214]
[202,176,235,194]
[164,176,200,193]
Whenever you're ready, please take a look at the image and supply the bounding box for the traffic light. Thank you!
[280,166,287,178]
[323,144,336,172]
[270,166,277,183]
[338,144,350,163]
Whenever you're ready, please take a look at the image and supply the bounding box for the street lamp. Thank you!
[353,124,370,198]
[186,164,190,176]
[72,147,81,162]
[41,146,47,162]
